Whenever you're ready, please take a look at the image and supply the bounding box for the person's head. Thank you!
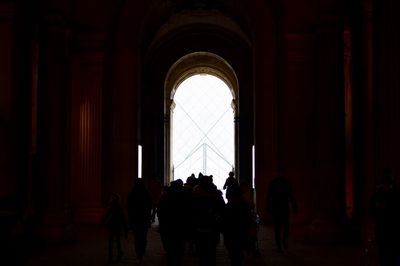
[199,174,214,190]
[186,175,197,187]
[171,179,183,190]
[229,171,234,177]
[198,172,204,180]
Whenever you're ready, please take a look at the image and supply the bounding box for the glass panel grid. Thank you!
[173,74,234,193]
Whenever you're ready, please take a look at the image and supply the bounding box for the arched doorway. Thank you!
[138,11,255,195]
[164,52,239,187]
[171,74,234,193]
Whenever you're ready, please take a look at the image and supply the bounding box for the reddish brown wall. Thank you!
[0,3,17,201]
[5,0,399,243]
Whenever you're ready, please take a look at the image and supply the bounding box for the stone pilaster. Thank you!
[252,2,278,219]
[308,15,347,241]
[36,14,71,240]
[70,32,106,224]
[283,33,316,226]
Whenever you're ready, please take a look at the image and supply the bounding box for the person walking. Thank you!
[102,193,128,264]
[222,186,252,266]
[126,178,153,262]
[192,174,226,266]
[157,179,189,266]
[266,171,297,253]
[223,171,239,202]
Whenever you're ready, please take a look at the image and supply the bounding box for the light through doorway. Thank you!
[172,74,234,194]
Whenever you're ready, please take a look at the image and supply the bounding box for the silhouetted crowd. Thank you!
[157,172,260,266]
[102,172,261,266]
[100,168,400,266]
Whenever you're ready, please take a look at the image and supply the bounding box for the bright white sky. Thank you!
[173,74,234,193]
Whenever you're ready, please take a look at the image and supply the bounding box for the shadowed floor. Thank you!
[25,221,369,266]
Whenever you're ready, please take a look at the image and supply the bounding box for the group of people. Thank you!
[101,171,298,265]
[156,172,260,266]
[101,178,153,264]
[100,167,400,266]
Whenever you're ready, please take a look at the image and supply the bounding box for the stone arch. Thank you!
[148,10,252,52]
[105,0,278,204]
[165,51,239,111]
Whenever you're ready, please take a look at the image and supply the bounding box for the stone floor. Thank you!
[24,221,373,266]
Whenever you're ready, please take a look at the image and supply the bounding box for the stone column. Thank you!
[283,33,316,228]
[375,1,400,189]
[351,0,376,241]
[252,1,279,218]
[0,1,33,247]
[310,15,347,240]
[343,28,355,220]
[36,14,71,239]
[70,33,105,224]
[164,100,173,184]
[104,11,140,204]
[367,0,400,240]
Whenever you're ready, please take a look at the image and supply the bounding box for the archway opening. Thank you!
[172,74,234,195]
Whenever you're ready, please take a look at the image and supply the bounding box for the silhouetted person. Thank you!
[145,177,163,223]
[102,193,128,264]
[192,174,225,266]
[369,168,400,266]
[183,174,198,254]
[239,180,260,255]
[185,173,198,189]
[127,178,153,261]
[157,179,188,266]
[223,171,239,202]
[222,186,252,266]
[266,172,297,252]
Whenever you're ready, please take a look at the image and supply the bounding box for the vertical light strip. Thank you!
[138,145,142,178]
[252,145,255,189]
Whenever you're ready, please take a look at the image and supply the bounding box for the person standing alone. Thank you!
[127,178,153,262]
[266,171,297,253]
[223,171,239,202]
[102,193,128,263]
